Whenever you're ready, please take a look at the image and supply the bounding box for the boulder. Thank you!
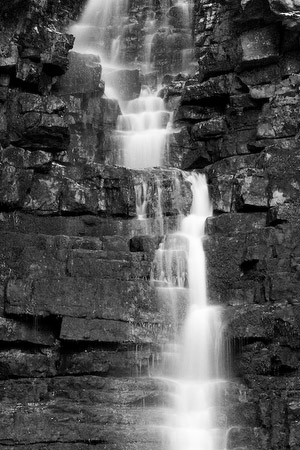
[54,51,102,95]
[6,91,70,151]
[105,69,141,101]
[240,25,280,69]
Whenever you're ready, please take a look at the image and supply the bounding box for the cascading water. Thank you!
[70,2,228,450]
[152,173,227,450]
[69,0,129,64]
[69,0,195,169]
[116,93,171,168]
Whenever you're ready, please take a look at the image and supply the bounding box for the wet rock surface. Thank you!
[1,0,300,449]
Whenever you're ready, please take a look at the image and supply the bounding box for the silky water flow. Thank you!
[70,1,228,449]
[152,173,228,450]
[70,0,194,170]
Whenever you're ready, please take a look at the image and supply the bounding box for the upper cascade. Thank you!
[69,0,195,169]
[69,0,195,75]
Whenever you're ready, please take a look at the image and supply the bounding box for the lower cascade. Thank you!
[152,173,227,450]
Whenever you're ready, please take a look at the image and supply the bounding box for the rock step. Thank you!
[0,374,265,447]
[0,346,162,378]
[5,277,170,323]
[0,231,158,283]
[0,213,181,239]
[60,317,173,344]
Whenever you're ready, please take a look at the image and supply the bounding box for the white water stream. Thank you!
[152,173,227,450]
[70,0,194,170]
[70,2,227,450]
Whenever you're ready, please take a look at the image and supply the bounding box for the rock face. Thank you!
[1,0,300,450]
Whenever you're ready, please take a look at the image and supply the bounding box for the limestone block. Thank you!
[5,277,160,322]
[60,317,173,344]
[234,341,300,376]
[0,42,18,70]
[269,0,300,22]
[191,116,226,139]
[262,146,300,222]
[239,64,281,86]
[181,74,244,104]
[257,96,300,139]
[54,51,102,95]
[0,164,33,208]
[23,113,70,150]
[7,91,70,151]
[0,317,55,346]
[23,173,62,214]
[168,125,212,170]
[0,376,165,445]
[197,41,241,76]
[67,251,151,280]
[206,212,267,235]
[0,349,57,379]
[0,231,129,289]
[105,69,141,101]
[0,86,8,103]
[225,303,300,340]
[16,59,43,85]
[269,271,300,302]
[18,93,66,114]
[207,154,268,213]
[249,84,276,99]
[240,25,280,69]
[174,105,215,122]
[58,93,120,165]
[289,421,300,450]
[205,233,246,303]
[19,23,74,75]
[280,51,300,77]
[1,146,52,169]
[0,105,7,144]
[40,29,74,75]
[235,169,269,210]
[57,347,157,378]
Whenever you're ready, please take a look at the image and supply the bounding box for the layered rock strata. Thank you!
[1,1,300,450]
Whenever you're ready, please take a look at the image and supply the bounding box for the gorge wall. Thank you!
[1,0,300,449]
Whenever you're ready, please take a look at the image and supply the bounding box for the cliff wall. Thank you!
[0,1,300,449]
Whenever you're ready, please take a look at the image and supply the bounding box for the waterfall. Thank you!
[69,2,227,450]
[116,92,171,168]
[152,173,227,450]
[69,0,195,169]
[69,0,129,64]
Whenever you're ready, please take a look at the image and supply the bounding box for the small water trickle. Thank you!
[134,181,148,220]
